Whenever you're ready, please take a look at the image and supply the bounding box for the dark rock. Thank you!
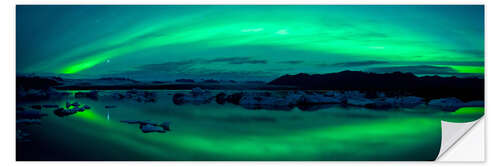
[226,92,244,104]
[31,105,42,110]
[54,107,71,117]
[121,120,170,133]
[173,93,186,105]
[42,104,59,108]
[159,122,170,131]
[53,105,88,117]
[215,92,226,104]
[139,124,166,133]
[75,90,99,100]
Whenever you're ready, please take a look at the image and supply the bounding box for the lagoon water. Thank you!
[16,90,483,161]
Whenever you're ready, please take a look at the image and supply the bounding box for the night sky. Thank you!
[16,5,484,81]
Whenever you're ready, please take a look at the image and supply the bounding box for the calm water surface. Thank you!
[16,90,483,160]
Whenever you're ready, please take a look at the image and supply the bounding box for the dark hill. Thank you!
[268,71,484,101]
[17,76,62,90]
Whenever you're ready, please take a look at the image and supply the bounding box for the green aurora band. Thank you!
[16,5,484,80]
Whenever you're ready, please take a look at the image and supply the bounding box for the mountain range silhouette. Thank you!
[268,71,484,101]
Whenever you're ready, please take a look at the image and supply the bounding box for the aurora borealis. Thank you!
[16,5,484,81]
[16,5,485,161]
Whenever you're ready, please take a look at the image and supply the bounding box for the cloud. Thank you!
[136,57,269,72]
[349,32,389,39]
[108,66,279,81]
[280,60,304,64]
[205,57,267,64]
[195,69,277,78]
[335,31,389,41]
[413,61,484,66]
[116,58,277,78]
[366,65,458,75]
[137,60,197,72]
[446,49,484,57]
[318,60,389,67]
